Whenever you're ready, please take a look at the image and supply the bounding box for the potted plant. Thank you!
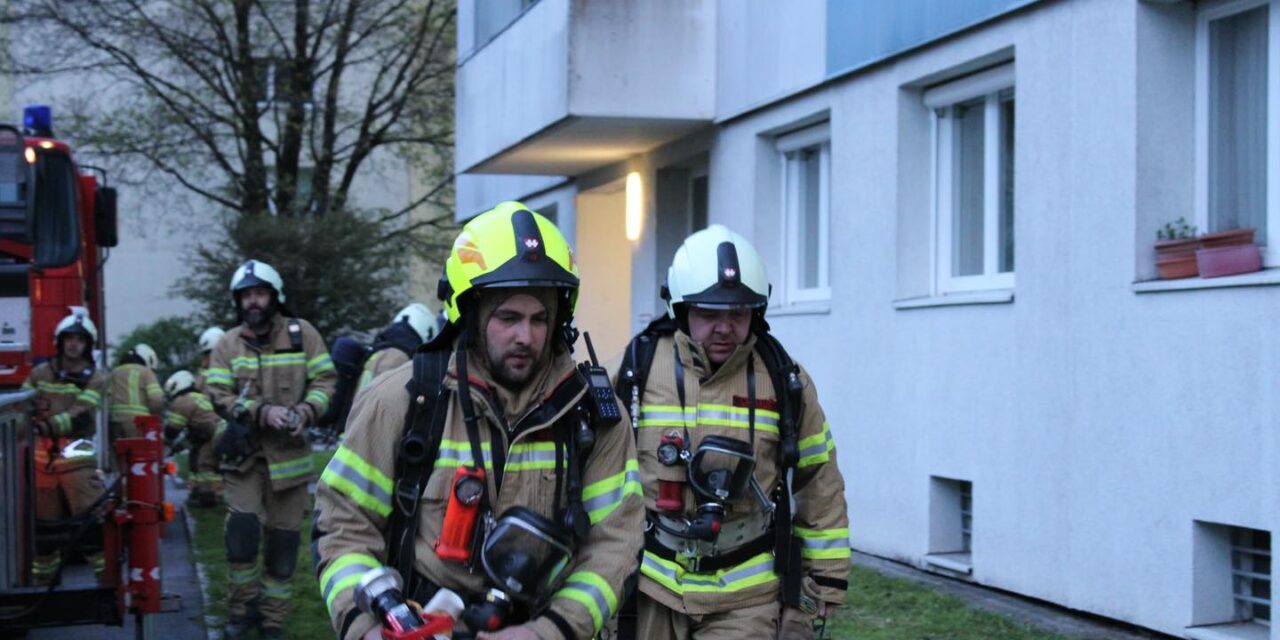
[1155,217,1199,279]
[1197,227,1261,278]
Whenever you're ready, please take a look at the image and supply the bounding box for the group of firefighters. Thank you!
[26,199,850,640]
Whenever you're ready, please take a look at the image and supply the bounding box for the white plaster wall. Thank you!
[456,174,567,221]
[705,0,1274,636]
[715,0,826,120]
[455,0,570,173]
[567,0,715,120]
[456,0,1277,634]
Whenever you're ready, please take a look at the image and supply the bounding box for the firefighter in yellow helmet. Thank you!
[314,202,643,640]
[615,225,850,640]
[205,259,337,640]
[23,308,108,585]
[108,343,164,442]
[162,370,227,508]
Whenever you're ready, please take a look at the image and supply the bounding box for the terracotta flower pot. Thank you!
[1196,244,1261,278]
[1155,237,1199,259]
[1156,254,1199,279]
[1155,238,1200,278]
[1200,228,1255,249]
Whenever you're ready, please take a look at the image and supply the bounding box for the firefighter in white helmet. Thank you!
[614,225,850,639]
[162,370,227,508]
[108,343,164,441]
[188,326,228,503]
[358,302,437,392]
[23,308,108,585]
[205,259,336,640]
[196,326,225,392]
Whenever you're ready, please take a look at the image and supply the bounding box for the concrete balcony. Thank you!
[456,0,714,176]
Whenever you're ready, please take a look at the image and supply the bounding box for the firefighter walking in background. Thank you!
[163,370,226,508]
[192,326,227,503]
[314,202,643,640]
[357,302,437,392]
[108,343,164,441]
[24,309,108,585]
[196,326,225,391]
[616,226,850,639]
[206,260,336,640]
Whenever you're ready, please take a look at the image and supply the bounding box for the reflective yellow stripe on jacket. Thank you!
[321,446,394,518]
[637,404,780,435]
[795,526,850,561]
[555,571,617,632]
[640,551,779,596]
[583,459,642,524]
[320,553,381,616]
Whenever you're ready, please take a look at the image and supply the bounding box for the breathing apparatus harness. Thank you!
[616,316,807,608]
[383,320,621,636]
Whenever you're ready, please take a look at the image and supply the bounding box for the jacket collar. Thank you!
[443,342,583,432]
[237,314,292,352]
[674,331,758,384]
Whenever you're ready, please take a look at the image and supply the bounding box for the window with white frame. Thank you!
[925,65,1015,294]
[777,123,831,304]
[1197,0,1278,264]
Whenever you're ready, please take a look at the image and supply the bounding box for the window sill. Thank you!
[768,301,831,317]
[893,290,1014,310]
[924,552,973,576]
[1184,622,1269,640]
[1133,268,1280,294]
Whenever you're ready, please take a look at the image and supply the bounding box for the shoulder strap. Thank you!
[753,330,805,608]
[386,346,452,586]
[616,316,676,431]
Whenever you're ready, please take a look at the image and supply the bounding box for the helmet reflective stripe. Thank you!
[54,308,99,344]
[393,303,436,343]
[230,259,286,303]
[132,343,159,370]
[199,326,226,353]
[665,224,770,317]
[441,201,579,324]
[164,370,196,398]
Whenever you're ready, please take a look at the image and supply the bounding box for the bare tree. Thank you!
[3,0,459,333]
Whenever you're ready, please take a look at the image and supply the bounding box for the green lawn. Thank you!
[186,448,1068,640]
[186,449,337,640]
[826,565,1070,639]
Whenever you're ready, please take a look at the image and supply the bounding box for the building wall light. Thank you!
[625,172,642,241]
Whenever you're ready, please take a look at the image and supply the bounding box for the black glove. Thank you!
[215,411,254,470]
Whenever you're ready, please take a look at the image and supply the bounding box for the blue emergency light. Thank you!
[23,105,52,137]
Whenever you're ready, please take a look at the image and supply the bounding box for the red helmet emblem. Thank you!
[524,238,540,250]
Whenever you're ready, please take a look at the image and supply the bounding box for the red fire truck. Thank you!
[0,106,168,637]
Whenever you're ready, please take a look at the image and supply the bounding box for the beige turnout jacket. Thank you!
[314,346,643,640]
[23,359,106,472]
[630,332,850,615]
[205,314,336,489]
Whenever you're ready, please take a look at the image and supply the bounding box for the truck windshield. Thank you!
[31,149,80,268]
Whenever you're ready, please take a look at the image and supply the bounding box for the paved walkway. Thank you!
[27,478,206,640]
[854,551,1176,640]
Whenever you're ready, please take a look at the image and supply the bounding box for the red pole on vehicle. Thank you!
[115,415,165,615]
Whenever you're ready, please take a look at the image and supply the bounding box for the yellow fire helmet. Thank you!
[439,201,579,326]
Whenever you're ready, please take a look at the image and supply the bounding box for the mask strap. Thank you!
[746,353,756,448]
